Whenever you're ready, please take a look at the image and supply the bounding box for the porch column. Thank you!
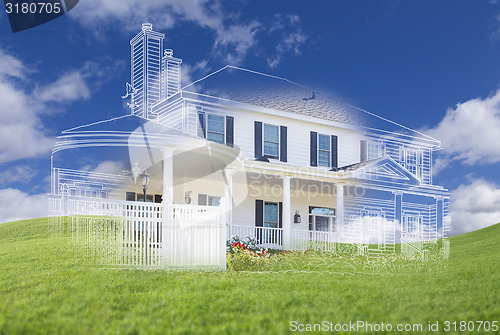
[282,176,292,250]
[394,191,403,224]
[434,195,444,237]
[336,183,344,237]
[162,146,175,268]
[223,169,234,235]
[60,184,69,216]
[162,147,175,207]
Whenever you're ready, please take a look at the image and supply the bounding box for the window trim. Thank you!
[206,113,226,144]
[308,206,336,232]
[366,140,384,161]
[264,201,279,228]
[198,193,221,206]
[262,123,280,160]
[317,133,331,168]
[402,147,420,178]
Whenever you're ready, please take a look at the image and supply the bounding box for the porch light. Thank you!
[294,210,301,224]
[139,170,149,202]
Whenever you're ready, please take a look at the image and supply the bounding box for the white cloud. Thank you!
[181,60,210,88]
[0,79,54,163]
[0,189,47,224]
[0,49,117,164]
[93,160,126,175]
[0,48,29,79]
[34,71,91,103]
[0,166,37,186]
[214,20,261,65]
[70,0,307,66]
[266,14,308,68]
[449,179,500,235]
[426,89,500,168]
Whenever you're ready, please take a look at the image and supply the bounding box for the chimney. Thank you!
[162,49,182,99]
[129,23,165,119]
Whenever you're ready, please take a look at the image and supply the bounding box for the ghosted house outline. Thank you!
[49,23,450,264]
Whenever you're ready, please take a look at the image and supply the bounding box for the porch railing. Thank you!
[290,229,337,252]
[230,225,337,252]
[230,225,283,249]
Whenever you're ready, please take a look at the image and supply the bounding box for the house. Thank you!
[48,23,450,268]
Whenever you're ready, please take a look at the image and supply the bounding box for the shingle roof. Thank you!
[183,66,367,126]
[183,66,437,141]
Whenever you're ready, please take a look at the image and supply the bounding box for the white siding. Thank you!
[154,96,435,184]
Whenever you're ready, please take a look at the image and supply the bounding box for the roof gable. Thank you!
[348,156,420,186]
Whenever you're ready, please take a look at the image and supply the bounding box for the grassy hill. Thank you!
[0,218,499,334]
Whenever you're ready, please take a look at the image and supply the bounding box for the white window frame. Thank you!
[309,207,336,232]
[198,193,221,206]
[317,133,331,168]
[367,141,384,161]
[263,123,280,160]
[264,201,279,228]
[402,148,420,178]
[402,212,423,239]
[206,113,226,144]
[208,195,221,207]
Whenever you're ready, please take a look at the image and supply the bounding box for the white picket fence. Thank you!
[165,204,226,268]
[49,195,225,269]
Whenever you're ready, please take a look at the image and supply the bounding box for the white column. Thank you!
[162,146,175,268]
[282,176,292,250]
[162,147,175,207]
[336,183,344,239]
[60,184,69,217]
[223,169,234,237]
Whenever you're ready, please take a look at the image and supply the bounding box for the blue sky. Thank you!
[0,0,500,234]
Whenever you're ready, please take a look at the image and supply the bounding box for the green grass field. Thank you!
[0,218,499,334]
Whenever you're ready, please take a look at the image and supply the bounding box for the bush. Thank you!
[226,241,273,271]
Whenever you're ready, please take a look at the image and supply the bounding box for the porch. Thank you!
[48,191,341,267]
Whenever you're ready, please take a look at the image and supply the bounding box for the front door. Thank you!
[315,216,329,232]
[264,202,279,244]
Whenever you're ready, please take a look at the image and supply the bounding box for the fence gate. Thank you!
[163,204,226,269]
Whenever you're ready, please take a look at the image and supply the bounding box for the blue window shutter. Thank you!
[254,121,262,158]
[331,135,338,168]
[255,200,263,227]
[360,140,367,162]
[280,126,287,162]
[310,131,317,166]
[226,116,234,147]
[278,202,283,228]
[197,112,206,138]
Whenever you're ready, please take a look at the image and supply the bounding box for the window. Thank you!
[208,196,221,206]
[263,124,279,159]
[198,194,221,206]
[402,214,423,239]
[264,202,278,228]
[206,114,225,144]
[137,194,154,202]
[367,141,383,160]
[403,149,419,177]
[308,206,335,232]
[318,134,330,167]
